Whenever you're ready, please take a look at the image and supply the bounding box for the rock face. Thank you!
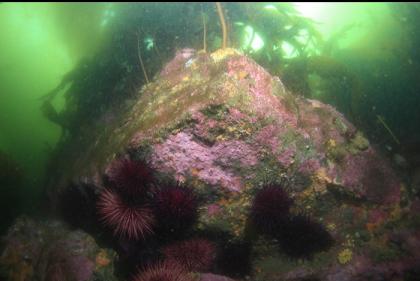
[49,48,401,202]
[37,48,419,280]
[0,217,116,281]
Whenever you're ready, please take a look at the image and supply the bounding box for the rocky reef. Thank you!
[2,49,419,280]
[0,216,116,281]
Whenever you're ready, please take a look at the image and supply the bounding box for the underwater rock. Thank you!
[45,48,412,280]
[48,48,401,202]
[0,216,117,281]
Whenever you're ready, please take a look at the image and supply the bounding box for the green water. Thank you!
[0,1,419,227]
[0,3,111,213]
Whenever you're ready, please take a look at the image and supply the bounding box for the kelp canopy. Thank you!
[43,3,420,174]
[42,3,324,137]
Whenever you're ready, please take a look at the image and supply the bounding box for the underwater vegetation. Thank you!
[282,55,359,119]
[40,3,326,153]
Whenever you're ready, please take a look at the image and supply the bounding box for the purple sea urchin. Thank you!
[250,184,292,235]
[153,184,198,235]
[132,261,193,281]
[162,238,217,272]
[97,188,154,240]
[107,158,154,198]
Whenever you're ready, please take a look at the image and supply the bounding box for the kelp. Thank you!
[42,3,323,141]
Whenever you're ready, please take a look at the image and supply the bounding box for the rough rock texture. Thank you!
[0,216,117,281]
[40,49,420,280]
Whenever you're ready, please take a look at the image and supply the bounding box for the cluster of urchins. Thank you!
[98,157,211,281]
[59,157,333,281]
[249,185,334,259]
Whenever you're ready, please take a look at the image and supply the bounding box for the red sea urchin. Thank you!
[162,238,217,272]
[250,184,292,235]
[132,261,193,281]
[108,158,155,198]
[97,188,154,240]
[153,184,198,235]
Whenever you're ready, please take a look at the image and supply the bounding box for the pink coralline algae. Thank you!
[338,148,401,203]
[253,124,301,168]
[206,203,222,217]
[226,55,297,125]
[214,140,259,167]
[296,99,353,151]
[298,158,323,176]
[254,124,281,154]
[276,147,297,167]
[228,107,255,123]
[152,131,258,192]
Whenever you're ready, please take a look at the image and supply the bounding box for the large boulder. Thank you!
[43,48,418,280]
